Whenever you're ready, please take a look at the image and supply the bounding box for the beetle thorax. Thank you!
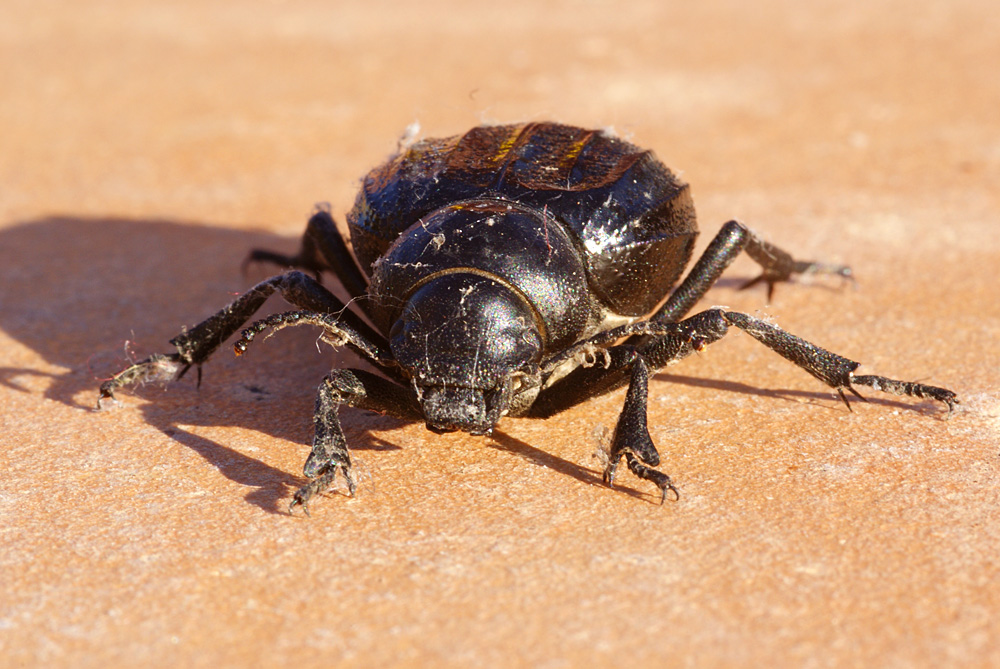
[368,199,592,352]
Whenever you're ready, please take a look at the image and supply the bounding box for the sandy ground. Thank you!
[2,1,999,666]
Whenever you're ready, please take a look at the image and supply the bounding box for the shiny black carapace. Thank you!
[99,122,957,511]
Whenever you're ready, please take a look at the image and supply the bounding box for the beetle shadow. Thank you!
[1,217,935,515]
[488,429,657,503]
[654,372,949,416]
[709,274,856,297]
[0,215,403,514]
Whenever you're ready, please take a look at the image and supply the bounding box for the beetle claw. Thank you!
[602,460,618,488]
[289,465,355,515]
[288,496,311,517]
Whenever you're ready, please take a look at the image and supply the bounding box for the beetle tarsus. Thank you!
[289,467,351,516]
[851,375,959,414]
[624,452,680,504]
[233,310,392,368]
[96,352,186,409]
[740,229,852,301]
[174,362,203,389]
[602,460,619,488]
[835,386,869,412]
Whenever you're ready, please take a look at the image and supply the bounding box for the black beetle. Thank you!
[99,122,958,512]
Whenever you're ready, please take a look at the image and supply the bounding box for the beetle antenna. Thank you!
[234,310,329,355]
[233,310,393,367]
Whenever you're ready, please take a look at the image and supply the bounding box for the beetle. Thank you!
[98,122,958,512]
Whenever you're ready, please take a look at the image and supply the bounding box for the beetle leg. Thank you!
[173,270,388,365]
[233,309,392,369]
[532,307,956,500]
[244,208,372,310]
[645,308,956,414]
[97,352,188,408]
[603,356,680,504]
[532,309,729,417]
[98,270,393,405]
[639,307,958,414]
[719,311,958,413]
[531,310,729,500]
[655,220,853,323]
[739,233,853,303]
[290,368,421,514]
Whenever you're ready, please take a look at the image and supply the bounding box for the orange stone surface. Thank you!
[2,1,998,666]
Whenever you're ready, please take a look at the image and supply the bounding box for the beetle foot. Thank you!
[235,311,320,355]
[624,452,679,504]
[97,352,186,409]
[288,464,356,515]
[602,454,679,504]
[740,263,853,302]
[601,356,680,503]
[602,458,618,487]
[851,375,959,415]
[739,271,786,302]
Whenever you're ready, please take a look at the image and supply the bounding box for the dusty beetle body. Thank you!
[100,122,957,512]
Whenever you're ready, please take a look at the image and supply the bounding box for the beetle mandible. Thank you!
[98,122,958,512]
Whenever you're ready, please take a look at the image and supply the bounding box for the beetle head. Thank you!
[389,272,543,434]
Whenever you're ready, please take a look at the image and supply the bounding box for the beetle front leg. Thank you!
[603,356,679,503]
[169,270,386,367]
[531,308,729,418]
[291,368,422,514]
[98,270,391,406]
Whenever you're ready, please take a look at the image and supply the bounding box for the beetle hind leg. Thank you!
[655,220,853,323]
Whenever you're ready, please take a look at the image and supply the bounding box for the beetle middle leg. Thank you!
[715,310,958,412]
